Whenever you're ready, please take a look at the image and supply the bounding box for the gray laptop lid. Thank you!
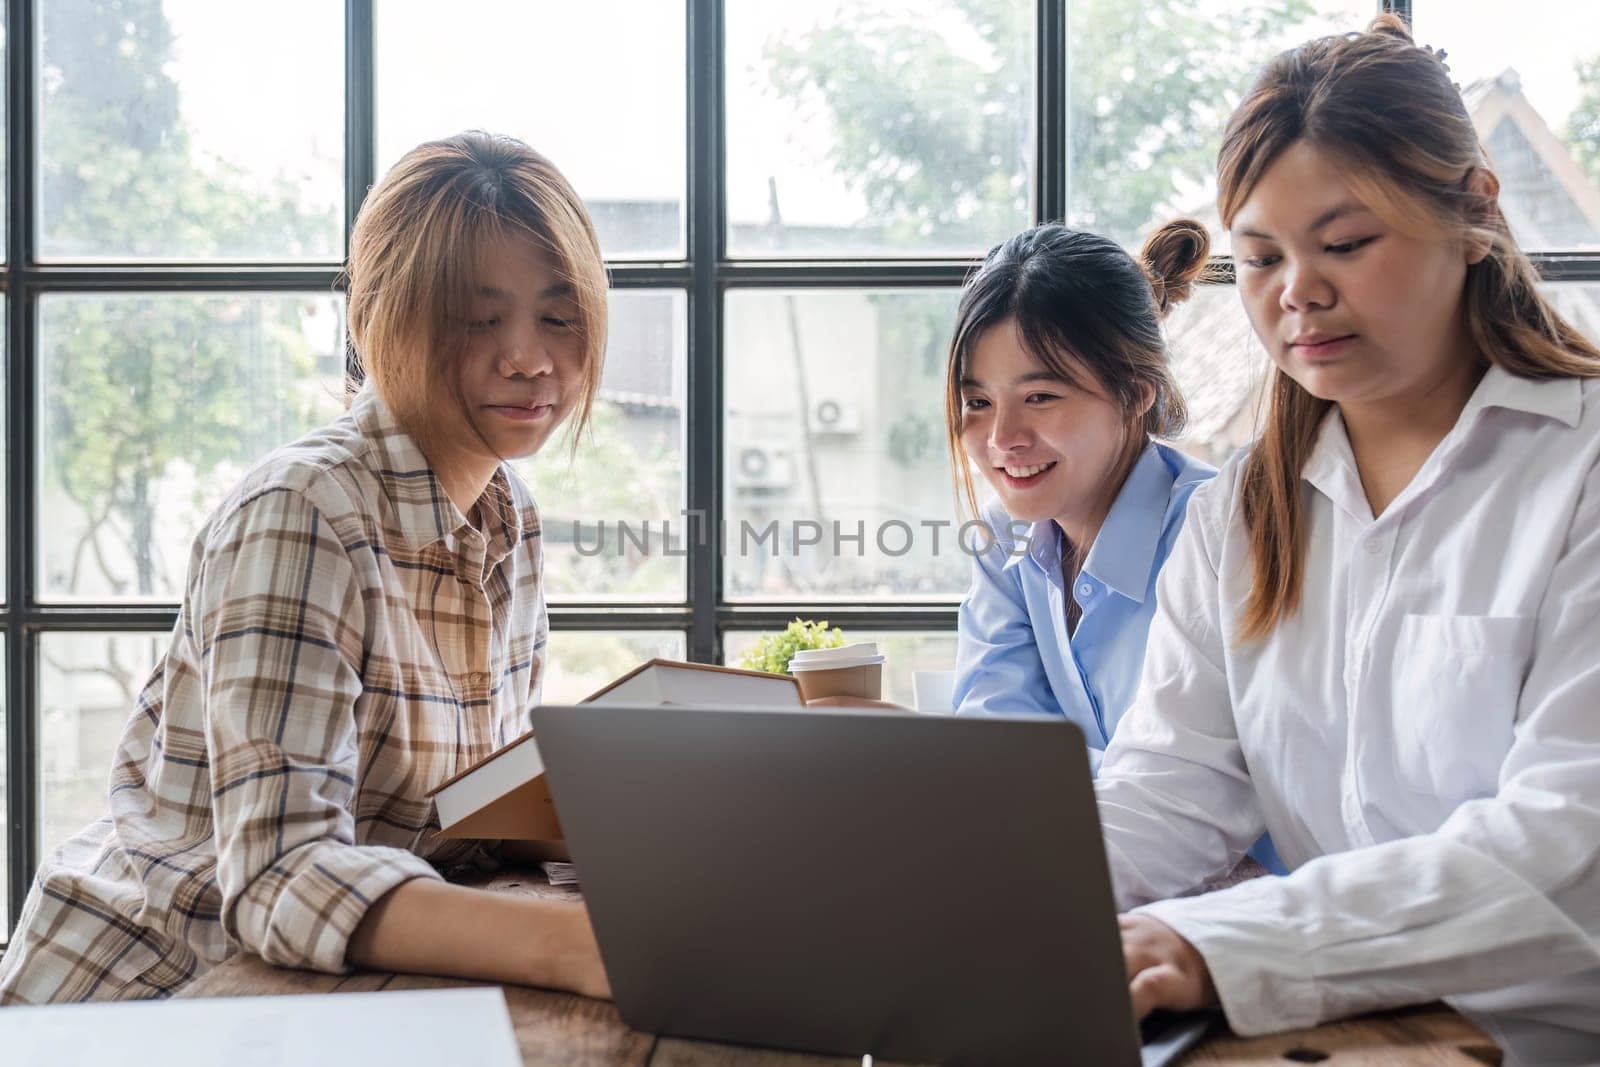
[531,703,1152,1065]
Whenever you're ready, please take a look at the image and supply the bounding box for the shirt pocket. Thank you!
[1391,613,1534,801]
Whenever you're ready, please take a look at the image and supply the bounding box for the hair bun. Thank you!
[1138,218,1213,317]
[1366,11,1415,45]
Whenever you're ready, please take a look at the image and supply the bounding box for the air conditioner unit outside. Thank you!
[807,397,861,436]
[731,444,798,493]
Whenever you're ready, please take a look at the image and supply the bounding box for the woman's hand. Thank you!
[1120,912,1217,1019]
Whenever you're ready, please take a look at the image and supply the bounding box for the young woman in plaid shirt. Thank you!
[1,131,613,1003]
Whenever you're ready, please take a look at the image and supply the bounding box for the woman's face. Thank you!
[443,233,586,465]
[958,318,1132,530]
[1229,140,1483,413]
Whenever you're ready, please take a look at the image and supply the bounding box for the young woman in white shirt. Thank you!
[1103,16,1600,1064]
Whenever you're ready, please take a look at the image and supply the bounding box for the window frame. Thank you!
[11,0,1600,933]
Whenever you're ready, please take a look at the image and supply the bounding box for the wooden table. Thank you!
[178,872,1501,1066]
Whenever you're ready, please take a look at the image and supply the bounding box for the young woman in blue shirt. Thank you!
[948,221,1207,748]
[945,219,1284,871]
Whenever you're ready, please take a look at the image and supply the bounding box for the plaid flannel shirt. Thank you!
[0,386,547,1003]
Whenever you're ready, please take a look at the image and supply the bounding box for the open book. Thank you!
[428,660,802,846]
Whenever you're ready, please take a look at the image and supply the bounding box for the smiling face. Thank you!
[1229,140,1483,415]
[958,318,1133,532]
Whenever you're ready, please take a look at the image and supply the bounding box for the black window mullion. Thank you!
[716,261,976,288]
[1036,0,1066,225]
[15,266,343,291]
[720,605,958,634]
[344,0,373,390]
[687,0,723,664]
[1382,0,1412,23]
[345,0,375,246]
[1535,254,1600,283]
[6,0,35,933]
[546,607,694,632]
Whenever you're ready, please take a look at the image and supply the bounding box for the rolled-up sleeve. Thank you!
[197,486,440,972]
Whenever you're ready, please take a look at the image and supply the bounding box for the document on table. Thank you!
[0,986,522,1067]
[540,860,580,887]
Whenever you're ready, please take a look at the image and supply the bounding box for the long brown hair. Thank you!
[1220,13,1600,641]
[344,131,608,464]
[944,219,1218,521]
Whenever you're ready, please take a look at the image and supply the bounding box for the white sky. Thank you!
[158,1,1600,230]
[161,0,342,211]
[371,0,686,202]
[1411,0,1600,121]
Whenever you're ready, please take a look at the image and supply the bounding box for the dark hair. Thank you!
[1219,14,1600,641]
[944,219,1216,517]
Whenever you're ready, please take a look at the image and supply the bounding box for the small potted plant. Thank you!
[738,618,846,676]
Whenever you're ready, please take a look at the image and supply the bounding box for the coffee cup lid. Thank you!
[788,642,886,671]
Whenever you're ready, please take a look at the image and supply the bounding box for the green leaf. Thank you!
[737,618,848,675]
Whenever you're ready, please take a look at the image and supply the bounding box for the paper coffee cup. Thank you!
[788,643,886,702]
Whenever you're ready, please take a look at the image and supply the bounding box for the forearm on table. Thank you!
[346,877,597,991]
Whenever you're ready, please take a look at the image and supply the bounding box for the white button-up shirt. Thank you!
[1097,365,1600,1066]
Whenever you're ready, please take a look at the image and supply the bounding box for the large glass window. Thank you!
[39,294,345,600]
[724,289,966,600]
[6,1,1598,940]
[38,1,344,261]
[516,290,688,602]
[543,631,688,704]
[726,0,1034,257]
[1413,1,1600,251]
[1066,0,1369,248]
[1543,284,1600,345]
[38,633,164,859]
[375,0,688,260]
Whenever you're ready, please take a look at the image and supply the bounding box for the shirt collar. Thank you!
[1078,442,1179,604]
[1300,407,1366,521]
[1458,361,1584,430]
[351,385,524,556]
[1002,516,1062,574]
[475,470,527,569]
[1301,364,1585,518]
[1000,441,1178,605]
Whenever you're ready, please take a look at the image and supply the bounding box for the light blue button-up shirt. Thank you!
[954,439,1284,874]
[954,440,1210,748]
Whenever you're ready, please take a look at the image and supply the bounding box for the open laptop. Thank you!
[529,703,1216,1066]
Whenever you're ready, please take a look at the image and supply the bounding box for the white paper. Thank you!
[1,986,522,1067]
[540,860,580,887]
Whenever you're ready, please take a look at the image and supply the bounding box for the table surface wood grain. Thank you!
[176,871,1502,1066]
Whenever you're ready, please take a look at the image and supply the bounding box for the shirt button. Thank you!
[468,671,489,687]
[1078,582,1094,598]
[1364,538,1382,555]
